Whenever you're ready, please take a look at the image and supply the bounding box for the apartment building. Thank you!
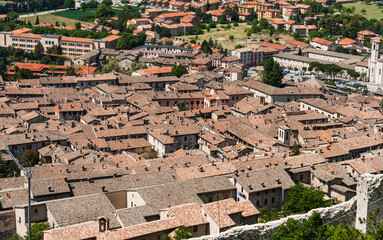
[258,9,281,20]
[0,29,120,56]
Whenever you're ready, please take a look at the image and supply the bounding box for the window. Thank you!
[19,38,25,42]
[27,39,32,42]
[34,40,39,43]
[272,189,275,193]
[265,190,268,194]
[264,198,268,205]
[300,174,303,180]
[77,43,83,47]
[256,200,260,206]
[184,137,187,141]
[62,42,67,46]
[193,226,198,232]
[84,44,90,48]
[35,209,38,213]
[272,197,275,203]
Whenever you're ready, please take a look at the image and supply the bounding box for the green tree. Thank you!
[9,233,21,240]
[96,3,114,18]
[19,150,40,166]
[150,37,157,44]
[40,56,51,64]
[6,12,19,21]
[200,40,212,54]
[75,22,81,29]
[292,144,300,156]
[18,68,35,79]
[259,207,280,223]
[163,226,195,240]
[164,39,173,46]
[172,64,188,78]
[362,85,368,95]
[65,67,77,76]
[102,0,113,6]
[176,101,187,111]
[272,212,364,240]
[116,33,146,50]
[35,16,39,25]
[25,222,50,240]
[102,58,121,73]
[361,8,366,14]
[229,35,234,40]
[298,48,302,56]
[262,57,284,87]
[64,0,75,9]
[282,183,331,214]
[80,2,87,11]
[34,42,44,59]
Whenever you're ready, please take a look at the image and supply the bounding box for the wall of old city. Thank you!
[193,174,383,240]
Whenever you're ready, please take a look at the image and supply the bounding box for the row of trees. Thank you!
[272,208,383,240]
[308,61,364,81]
[0,0,65,14]
[259,183,331,222]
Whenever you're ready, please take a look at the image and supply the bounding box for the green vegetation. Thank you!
[0,154,18,178]
[141,149,158,160]
[272,207,383,240]
[179,22,292,52]
[262,57,284,87]
[344,2,383,20]
[172,64,188,78]
[162,226,195,240]
[24,222,50,240]
[116,32,146,50]
[291,144,300,156]
[176,101,187,111]
[32,26,110,39]
[283,183,331,214]
[258,183,331,223]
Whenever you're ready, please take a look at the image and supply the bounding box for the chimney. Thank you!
[102,186,107,192]
[98,217,109,232]
[48,186,53,192]
[261,182,265,187]
[276,179,281,184]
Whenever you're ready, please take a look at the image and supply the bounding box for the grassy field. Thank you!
[20,14,82,26]
[344,2,383,19]
[178,23,293,52]
[19,6,135,26]
[51,8,98,20]
[51,6,138,21]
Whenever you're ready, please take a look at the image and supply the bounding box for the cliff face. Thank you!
[193,174,383,240]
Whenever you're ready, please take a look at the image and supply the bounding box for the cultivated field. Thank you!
[344,2,383,19]
[20,14,81,26]
[178,23,293,52]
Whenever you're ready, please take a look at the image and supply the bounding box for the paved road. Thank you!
[19,8,69,18]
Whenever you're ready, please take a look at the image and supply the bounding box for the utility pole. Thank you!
[26,166,32,240]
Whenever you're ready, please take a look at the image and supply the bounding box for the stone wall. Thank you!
[193,173,383,240]
[0,210,16,240]
[355,174,383,233]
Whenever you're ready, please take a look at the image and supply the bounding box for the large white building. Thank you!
[368,37,383,85]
